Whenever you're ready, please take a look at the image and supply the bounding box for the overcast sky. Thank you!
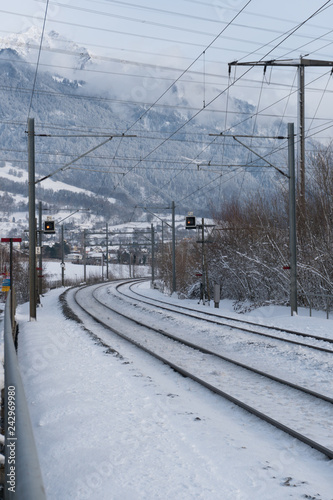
[4,0,333,60]
[2,0,333,142]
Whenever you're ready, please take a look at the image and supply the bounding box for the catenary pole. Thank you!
[201,218,205,305]
[28,118,36,320]
[83,229,87,283]
[162,221,164,264]
[106,222,109,280]
[211,125,297,313]
[172,201,176,293]
[9,239,13,320]
[288,123,298,316]
[61,225,65,287]
[38,202,43,296]
[151,223,155,284]
[228,57,333,204]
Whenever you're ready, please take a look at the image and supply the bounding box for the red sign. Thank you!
[195,273,202,277]
[1,238,22,242]
[283,266,291,270]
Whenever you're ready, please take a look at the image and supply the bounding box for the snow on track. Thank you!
[75,283,333,453]
[15,286,333,500]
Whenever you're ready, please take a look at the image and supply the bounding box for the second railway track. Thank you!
[117,279,333,354]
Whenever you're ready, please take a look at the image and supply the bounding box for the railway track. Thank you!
[116,279,333,354]
[66,281,333,460]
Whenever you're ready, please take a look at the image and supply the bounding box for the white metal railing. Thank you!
[3,292,47,499]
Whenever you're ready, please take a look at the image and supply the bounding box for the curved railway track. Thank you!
[67,281,333,460]
[117,279,333,354]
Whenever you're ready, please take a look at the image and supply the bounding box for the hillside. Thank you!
[0,28,287,229]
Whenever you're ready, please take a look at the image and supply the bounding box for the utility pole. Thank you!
[38,201,43,296]
[288,123,298,316]
[151,223,155,284]
[201,218,205,305]
[195,218,214,306]
[161,221,165,265]
[229,57,333,204]
[28,118,36,320]
[137,203,176,293]
[210,125,297,314]
[83,229,87,283]
[106,222,109,280]
[172,201,176,294]
[61,225,65,286]
[129,251,132,278]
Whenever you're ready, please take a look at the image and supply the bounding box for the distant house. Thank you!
[65,253,83,263]
[86,252,104,265]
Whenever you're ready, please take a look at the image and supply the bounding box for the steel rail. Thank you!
[91,284,333,404]
[3,293,47,500]
[128,280,333,344]
[71,284,333,460]
[116,280,333,353]
[130,280,333,344]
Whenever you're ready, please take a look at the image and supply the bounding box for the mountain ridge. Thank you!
[0,28,284,225]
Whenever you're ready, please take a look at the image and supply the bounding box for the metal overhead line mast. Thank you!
[228,57,333,203]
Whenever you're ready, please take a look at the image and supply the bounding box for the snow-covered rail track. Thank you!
[117,279,333,354]
[68,282,333,460]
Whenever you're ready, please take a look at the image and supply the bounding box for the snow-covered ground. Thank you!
[43,260,150,286]
[1,263,333,499]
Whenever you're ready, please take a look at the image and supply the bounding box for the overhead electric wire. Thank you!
[263,69,299,165]
[21,0,252,196]
[34,1,333,48]
[1,65,331,158]
[136,0,333,206]
[2,8,266,50]
[306,71,333,141]
[0,36,220,65]
[107,1,253,197]
[0,156,288,172]
[277,27,333,59]
[125,1,252,130]
[4,53,333,116]
[236,1,333,63]
[178,167,246,205]
[26,0,49,121]
[235,70,267,199]
[218,72,231,198]
[0,52,304,95]
[262,0,333,61]
[0,10,219,51]
[139,0,331,202]
[4,4,333,67]
[3,0,333,213]
[35,0,236,28]
[1,5,330,172]
[93,136,126,201]
[180,0,333,32]
[4,27,333,68]
[210,68,333,156]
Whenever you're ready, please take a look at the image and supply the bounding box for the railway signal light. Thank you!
[44,220,55,234]
[185,216,196,229]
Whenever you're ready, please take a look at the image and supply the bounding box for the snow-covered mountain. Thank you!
[0,27,92,70]
[0,28,283,227]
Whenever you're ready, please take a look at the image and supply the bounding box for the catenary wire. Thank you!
[96,0,333,205]
[26,0,49,122]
